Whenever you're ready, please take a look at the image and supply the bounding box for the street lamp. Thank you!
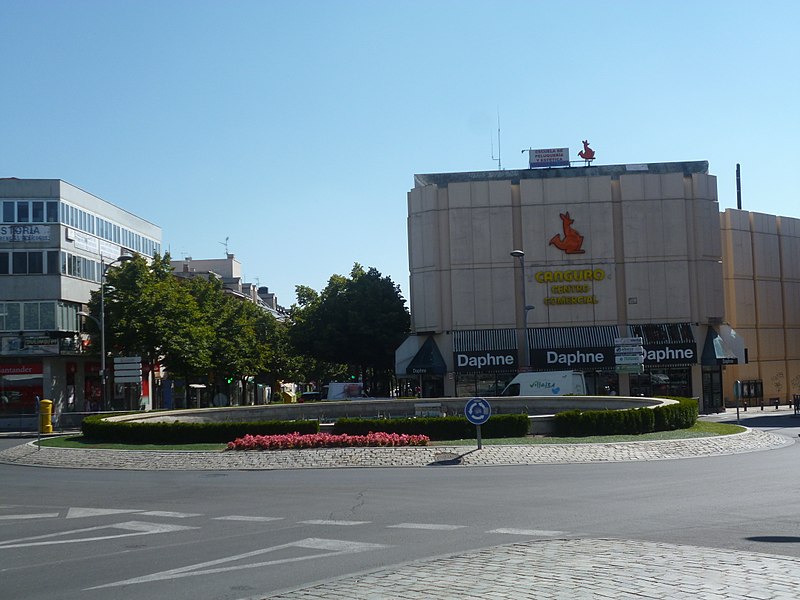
[80,253,133,410]
[510,250,535,370]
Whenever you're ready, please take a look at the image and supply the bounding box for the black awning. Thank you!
[628,322,695,345]
[528,325,619,349]
[452,329,517,351]
[406,336,447,375]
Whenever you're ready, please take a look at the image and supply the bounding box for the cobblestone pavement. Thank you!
[266,538,800,599]
[0,427,792,470]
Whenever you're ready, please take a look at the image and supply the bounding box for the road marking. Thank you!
[66,507,143,519]
[138,511,202,518]
[387,523,466,531]
[0,513,60,520]
[298,519,371,526]
[86,537,390,589]
[487,528,566,536]
[0,521,197,549]
[213,516,284,522]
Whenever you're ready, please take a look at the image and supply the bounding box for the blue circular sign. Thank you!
[464,397,491,425]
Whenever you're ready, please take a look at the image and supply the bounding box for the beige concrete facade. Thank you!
[721,210,800,404]
[401,161,742,407]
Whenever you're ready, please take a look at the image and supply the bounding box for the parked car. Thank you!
[297,391,322,403]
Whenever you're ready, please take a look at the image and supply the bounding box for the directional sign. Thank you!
[114,356,142,364]
[614,345,644,355]
[615,354,644,365]
[114,356,142,383]
[615,365,644,374]
[614,337,643,346]
[464,397,491,425]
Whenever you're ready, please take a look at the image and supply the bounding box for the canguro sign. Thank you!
[454,350,518,372]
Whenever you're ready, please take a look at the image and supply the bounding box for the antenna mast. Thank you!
[490,109,502,170]
[219,236,229,256]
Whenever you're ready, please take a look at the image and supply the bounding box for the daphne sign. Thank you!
[454,350,518,372]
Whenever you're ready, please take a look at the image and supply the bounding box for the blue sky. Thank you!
[2,1,797,307]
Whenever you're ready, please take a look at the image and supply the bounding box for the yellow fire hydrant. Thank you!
[39,398,53,434]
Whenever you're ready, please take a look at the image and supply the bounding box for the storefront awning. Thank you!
[453,329,517,351]
[528,325,618,349]
[701,325,746,366]
[405,336,447,375]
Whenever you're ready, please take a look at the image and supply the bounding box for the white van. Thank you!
[500,371,586,396]
[323,382,366,400]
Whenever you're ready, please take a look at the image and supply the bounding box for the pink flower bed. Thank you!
[226,431,430,451]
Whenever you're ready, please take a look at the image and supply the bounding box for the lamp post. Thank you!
[80,253,133,410]
[510,250,535,371]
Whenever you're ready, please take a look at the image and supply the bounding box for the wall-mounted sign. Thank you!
[528,147,570,168]
[0,225,51,242]
[453,349,518,372]
[643,344,697,366]
[549,212,585,254]
[536,267,606,306]
[531,347,615,369]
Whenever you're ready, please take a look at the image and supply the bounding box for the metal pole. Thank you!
[100,259,107,411]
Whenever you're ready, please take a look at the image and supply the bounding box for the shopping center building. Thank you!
[396,160,799,412]
[0,179,161,422]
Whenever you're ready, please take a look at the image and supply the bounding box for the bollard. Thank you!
[39,398,53,434]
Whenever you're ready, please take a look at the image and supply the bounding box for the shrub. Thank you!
[553,397,698,437]
[332,414,529,441]
[81,414,319,444]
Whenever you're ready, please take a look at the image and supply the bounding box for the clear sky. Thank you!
[2,1,797,308]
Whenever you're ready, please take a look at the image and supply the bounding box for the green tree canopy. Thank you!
[289,264,410,395]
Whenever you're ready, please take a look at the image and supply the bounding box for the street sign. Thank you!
[114,356,142,383]
[614,337,643,346]
[615,365,644,374]
[114,356,142,364]
[615,354,644,365]
[465,397,491,450]
[464,397,491,425]
[614,345,644,355]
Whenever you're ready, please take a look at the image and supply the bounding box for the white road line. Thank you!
[213,516,284,522]
[0,513,60,520]
[138,511,202,518]
[0,521,197,549]
[66,507,143,519]
[298,519,371,526]
[487,528,566,536]
[86,538,389,589]
[387,523,466,531]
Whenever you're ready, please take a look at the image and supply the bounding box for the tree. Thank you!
[86,253,214,380]
[289,264,410,395]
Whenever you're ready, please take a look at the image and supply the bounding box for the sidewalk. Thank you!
[0,426,792,471]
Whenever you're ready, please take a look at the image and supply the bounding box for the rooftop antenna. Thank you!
[736,163,742,210]
[219,236,229,256]
[490,109,502,170]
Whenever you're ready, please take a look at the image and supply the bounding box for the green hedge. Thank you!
[81,414,320,444]
[553,397,698,437]
[332,414,529,441]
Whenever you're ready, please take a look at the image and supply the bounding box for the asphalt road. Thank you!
[2,410,800,599]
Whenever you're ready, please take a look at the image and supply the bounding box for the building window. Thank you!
[28,252,43,274]
[17,201,29,223]
[47,251,59,274]
[46,201,58,223]
[32,201,44,222]
[12,252,28,274]
[0,252,8,275]
[3,201,14,223]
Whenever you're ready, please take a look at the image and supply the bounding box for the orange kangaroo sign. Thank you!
[549,212,586,254]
